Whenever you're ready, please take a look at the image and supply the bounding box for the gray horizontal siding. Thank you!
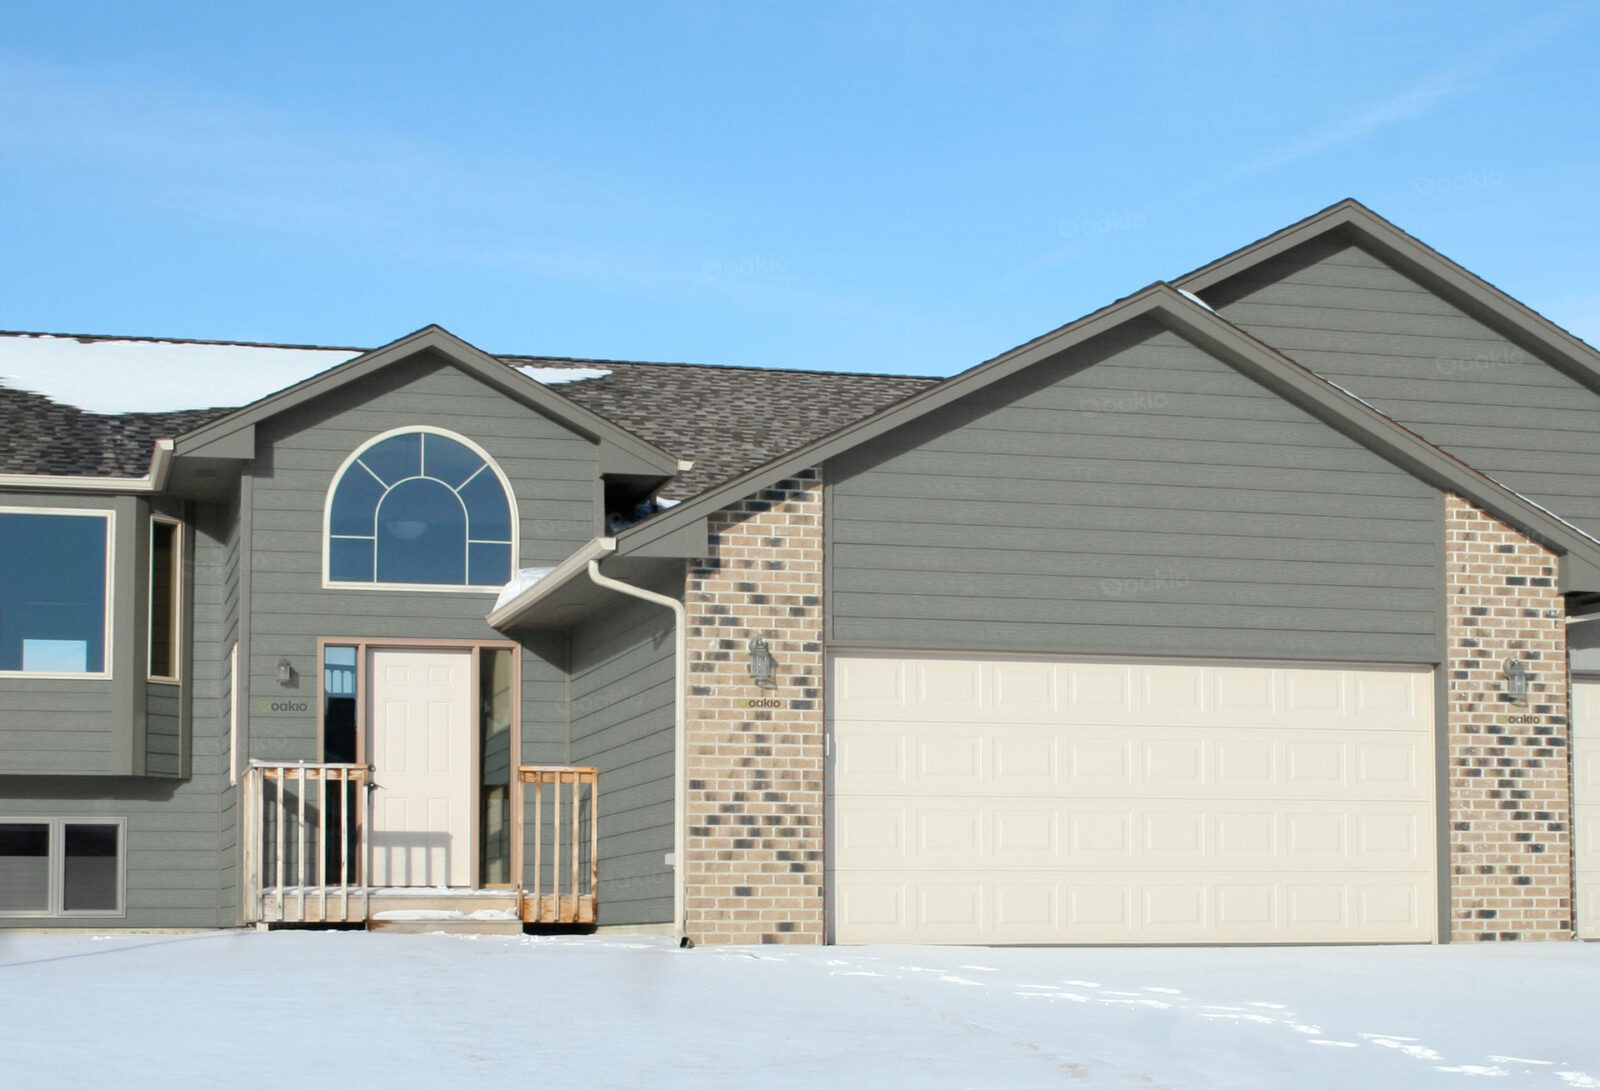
[829,316,1442,663]
[0,502,235,928]
[246,354,600,763]
[1207,236,1600,538]
[564,584,677,926]
[145,683,181,777]
[0,492,122,773]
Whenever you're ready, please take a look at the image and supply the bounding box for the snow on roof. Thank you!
[495,567,556,611]
[0,334,361,414]
[515,363,612,384]
[0,335,614,416]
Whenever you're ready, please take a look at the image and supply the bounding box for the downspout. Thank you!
[585,559,689,945]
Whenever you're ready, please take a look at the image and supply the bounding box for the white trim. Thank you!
[228,643,239,787]
[0,506,116,680]
[485,537,615,629]
[147,515,183,683]
[321,425,521,591]
[581,559,688,944]
[0,817,127,919]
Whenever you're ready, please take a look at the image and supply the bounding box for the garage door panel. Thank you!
[829,869,1432,944]
[1572,682,1600,939]
[829,655,1436,945]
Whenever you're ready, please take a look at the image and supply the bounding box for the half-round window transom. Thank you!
[327,430,513,587]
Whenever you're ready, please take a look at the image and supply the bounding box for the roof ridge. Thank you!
[504,354,943,381]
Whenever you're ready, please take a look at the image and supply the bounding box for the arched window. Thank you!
[325,428,515,588]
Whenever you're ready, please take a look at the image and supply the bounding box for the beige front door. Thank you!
[1575,681,1600,939]
[368,647,473,887]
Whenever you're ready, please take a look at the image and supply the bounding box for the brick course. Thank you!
[1443,492,1572,941]
[682,469,825,944]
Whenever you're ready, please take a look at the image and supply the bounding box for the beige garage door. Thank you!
[828,655,1436,945]
[1575,681,1600,940]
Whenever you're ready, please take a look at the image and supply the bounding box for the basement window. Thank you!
[0,819,125,917]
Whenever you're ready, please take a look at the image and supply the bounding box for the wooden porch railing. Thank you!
[242,761,372,925]
[519,765,599,925]
[241,761,598,927]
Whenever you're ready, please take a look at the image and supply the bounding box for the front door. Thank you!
[368,647,473,887]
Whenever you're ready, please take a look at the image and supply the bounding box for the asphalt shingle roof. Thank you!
[0,335,938,496]
[504,356,936,499]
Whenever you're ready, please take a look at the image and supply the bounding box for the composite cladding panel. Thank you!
[566,581,678,925]
[0,499,237,927]
[243,351,591,765]
[828,317,1442,662]
[1205,234,1600,540]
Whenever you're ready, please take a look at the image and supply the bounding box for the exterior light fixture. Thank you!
[747,637,777,689]
[277,658,295,687]
[1503,657,1531,705]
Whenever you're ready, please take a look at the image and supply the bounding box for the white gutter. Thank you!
[485,537,615,629]
[0,437,175,493]
[584,558,689,946]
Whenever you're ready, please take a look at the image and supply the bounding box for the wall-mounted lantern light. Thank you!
[277,658,295,687]
[748,637,777,689]
[1503,657,1531,705]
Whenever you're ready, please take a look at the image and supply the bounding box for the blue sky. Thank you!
[3,2,1597,376]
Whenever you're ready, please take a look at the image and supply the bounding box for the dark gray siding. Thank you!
[0,493,128,774]
[567,584,676,926]
[829,317,1443,662]
[145,683,181,777]
[0,499,235,927]
[244,352,600,763]
[203,500,241,923]
[1205,235,1600,539]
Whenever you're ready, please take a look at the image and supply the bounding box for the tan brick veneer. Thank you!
[1444,493,1572,940]
[683,469,825,944]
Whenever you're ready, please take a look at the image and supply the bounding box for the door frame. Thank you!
[316,636,523,889]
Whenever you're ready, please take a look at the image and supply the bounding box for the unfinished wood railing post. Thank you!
[517,766,598,925]
[245,761,370,926]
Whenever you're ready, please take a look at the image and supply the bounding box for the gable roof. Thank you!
[1176,198,1600,397]
[168,325,683,477]
[0,329,936,489]
[609,281,1600,580]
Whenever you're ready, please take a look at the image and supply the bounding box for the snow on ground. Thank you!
[3,932,1598,1089]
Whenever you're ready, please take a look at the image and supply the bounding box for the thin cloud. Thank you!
[1235,2,1594,177]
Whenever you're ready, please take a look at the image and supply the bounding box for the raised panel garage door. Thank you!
[827,655,1436,945]
[1575,681,1600,940]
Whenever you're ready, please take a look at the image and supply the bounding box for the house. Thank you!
[3,198,1598,946]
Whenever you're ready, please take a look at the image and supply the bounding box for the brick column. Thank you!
[1444,493,1572,940]
[683,469,825,944]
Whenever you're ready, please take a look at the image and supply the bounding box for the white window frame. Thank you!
[0,817,127,918]
[321,426,519,594]
[0,507,116,679]
[228,643,239,786]
[148,515,183,683]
